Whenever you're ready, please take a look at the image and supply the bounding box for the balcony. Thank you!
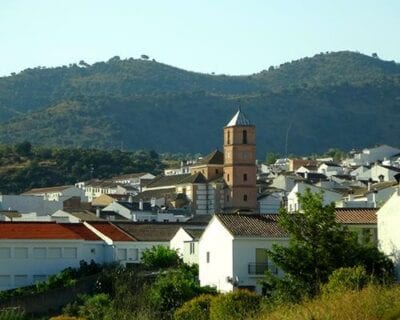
[248,263,278,275]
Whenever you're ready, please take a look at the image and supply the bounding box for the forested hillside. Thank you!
[0,51,399,156]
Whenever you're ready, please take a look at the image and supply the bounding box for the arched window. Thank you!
[242,130,247,144]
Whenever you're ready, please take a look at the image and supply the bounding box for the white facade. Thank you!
[377,190,400,279]
[23,186,87,202]
[0,195,69,215]
[370,164,400,182]
[0,239,105,291]
[199,216,288,294]
[287,182,342,212]
[344,145,400,166]
[318,163,344,177]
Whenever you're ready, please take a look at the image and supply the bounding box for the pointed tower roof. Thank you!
[226,108,252,127]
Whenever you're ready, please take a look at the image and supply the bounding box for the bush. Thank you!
[322,266,369,295]
[77,293,111,320]
[209,290,261,320]
[0,308,26,320]
[174,294,215,320]
[142,246,182,270]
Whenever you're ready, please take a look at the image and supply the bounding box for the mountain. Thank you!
[1,51,400,157]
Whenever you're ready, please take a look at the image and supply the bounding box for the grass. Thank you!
[257,285,400,320]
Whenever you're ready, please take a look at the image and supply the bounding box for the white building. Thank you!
[199,214,288,294]
[170,227,205,265]
[377,189,400,279]
[0,195,71,215]
[318,162,345,177]
[21,185,87,202]
[258,190,284,214]
[287,182,342,212]
[343,145,400,167]
[369,164,400,182]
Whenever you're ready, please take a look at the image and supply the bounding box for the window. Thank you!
[14,275,28,287]
[48,248,62,259]
[14,247,28,259]
[206,251,210,263]
[243,130,248,144]
[0,248,11,259]
[227,174,230,182]
[0,275,11,287]
[190,242,195,255]
[63,247,77,259]
[227,131,230,144]
[243,173,247,181]
[33,247,46,259]
[244,194,248,202]
[117,248,127,261]
[216,169,219,174]
[128,248,138,261]
[226,195,230,202]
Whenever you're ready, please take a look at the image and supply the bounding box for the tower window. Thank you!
[243,130,247,144]
[227,131,230,144]
[227,174,230,182]
[216,169,219,174]
[226,195,230,202]
[244,194,248,202]
[243,173,247,181]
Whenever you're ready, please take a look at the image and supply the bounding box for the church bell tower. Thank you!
[223,108,257,212]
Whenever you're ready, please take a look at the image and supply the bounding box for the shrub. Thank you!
[141,246,182,270]
[209,290,261,320]
[0,308,26,320]
[322,266,369,295]
[174,294,215,320]
[77,293,111,320]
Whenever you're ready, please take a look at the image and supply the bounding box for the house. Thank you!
[270,173,304,192]
[288,159,319,172]
[287,182,343,212]
[369,164,400,182]
[335,208,378,244]
[343,145,400,166]
[377,189,400,279]
[318,162,345,177]
[110,172,155,192]
[258,189,285,214]
[51,210,105,223]
[170,226,205,265]
[21,185,87,202]
[0,222,106,291]
[199,214,288,294]
[190,150,224,180]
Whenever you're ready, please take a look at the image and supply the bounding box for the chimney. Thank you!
[96,207,101,218]
[372,189,378,208]
[128,195,133,203]
[139,199,144,211]
[367,178,372,192]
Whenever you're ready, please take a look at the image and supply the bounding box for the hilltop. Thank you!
[0,51,400,156]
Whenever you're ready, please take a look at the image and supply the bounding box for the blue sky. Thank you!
[0,0,399,76]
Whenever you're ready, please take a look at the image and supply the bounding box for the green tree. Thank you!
[141,245,182,270]
[264,189,393,301]
[265,152,279,165]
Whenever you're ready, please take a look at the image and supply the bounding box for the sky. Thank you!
[0,0,399,77]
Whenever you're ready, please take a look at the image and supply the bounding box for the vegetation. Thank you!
[0,51,400,155]
[263,189,393,302]
[141,246,182,270]
[0,143,164,194]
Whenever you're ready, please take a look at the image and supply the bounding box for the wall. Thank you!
[199,217,233,292]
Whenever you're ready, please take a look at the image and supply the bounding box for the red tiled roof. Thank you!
[87,222,136,241]
[216,214,288,238]
[0,222,99,240]
[61,223,102,241]
[335,208,377,224]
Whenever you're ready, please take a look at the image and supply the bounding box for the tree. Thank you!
[265,152,279,165]
[14,141,32,157]
[141,54,150,60]
[264,189,393,301]
[141,245,182,270]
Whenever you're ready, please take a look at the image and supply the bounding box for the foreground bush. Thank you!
[174,294,214,320]
[322,265,369,295]
[259,285,400,320]
[210,290,261,320]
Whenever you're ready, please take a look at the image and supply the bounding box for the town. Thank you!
[1,108,399,302]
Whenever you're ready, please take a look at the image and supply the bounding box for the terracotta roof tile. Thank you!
[0,222,100,240]
[216,214,287,238]
[335,208,377,224]
[88,222,136,241]
[61,223,102,241]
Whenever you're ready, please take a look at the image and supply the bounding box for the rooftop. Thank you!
[87,222,135,241]
[335,208,377,224]
[226,109,252,127]
[21,185,73,195]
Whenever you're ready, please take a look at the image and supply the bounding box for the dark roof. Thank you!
[216,214,287,238]
[113,222,182,241]
[118,201,152,211]
[226,109,252,127]
[183,227,205,240]
[367,181,398,193]
[178,172,207,184]
[145,174,191,188]
[335,208,377,224]
[197,150,224,165]
[321,161,341,167]
[185,215,213,224]
[67,211,104,221]
[99,211,130,221]
[380,165,400,172]
[131,188,176,201]
[111,172,148,181]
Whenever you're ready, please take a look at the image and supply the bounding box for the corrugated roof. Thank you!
[216,214,287,238]
[335,208,377,224]
[88,222,136,241]
[0,222,101,240]
[226,109,252,127]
